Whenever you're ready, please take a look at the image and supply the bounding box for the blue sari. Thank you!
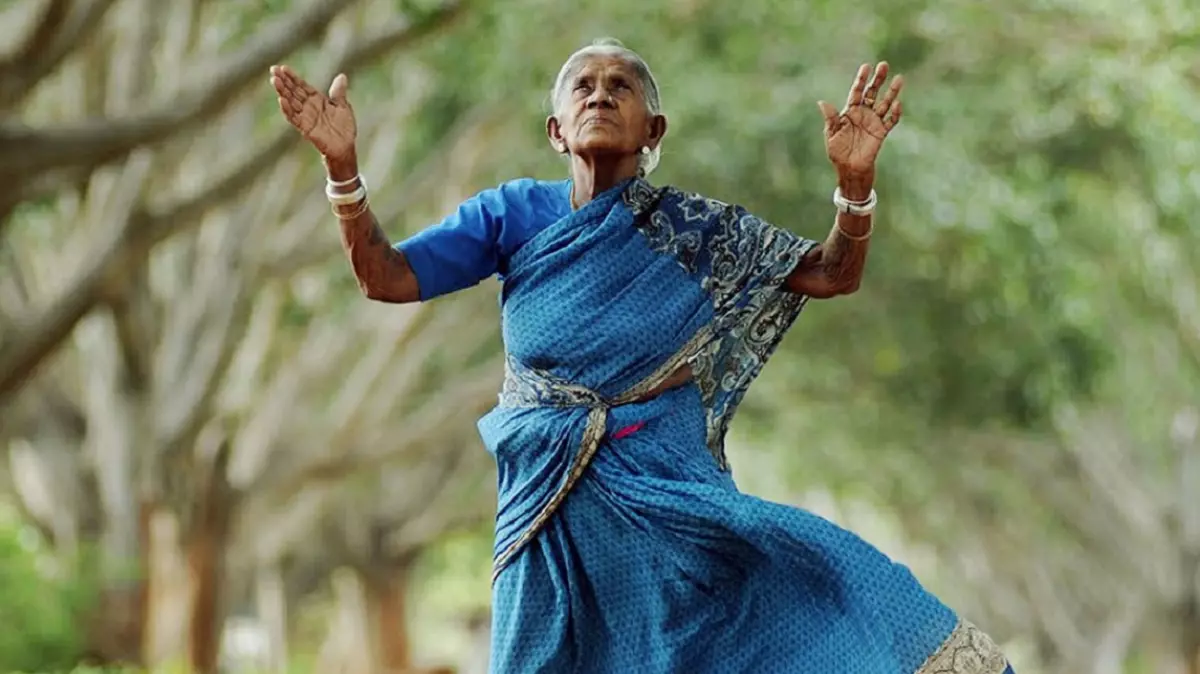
[399,177,1011,673]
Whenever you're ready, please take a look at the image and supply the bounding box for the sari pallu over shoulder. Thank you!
[482,178,819,580]
[621,179,820,470]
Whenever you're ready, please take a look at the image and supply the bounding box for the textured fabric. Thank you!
[396,177,1009,673]
[395,178,571,300]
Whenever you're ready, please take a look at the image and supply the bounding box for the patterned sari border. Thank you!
[915,620,1010,674]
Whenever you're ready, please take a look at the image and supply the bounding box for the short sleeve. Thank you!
[395,179,543,301]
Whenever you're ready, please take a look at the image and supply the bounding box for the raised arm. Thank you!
[271,66,419,303]
[324,152,421,303]
[785,176,873,298]
[786,61,903,299]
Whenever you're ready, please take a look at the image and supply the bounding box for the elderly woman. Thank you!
[270,39,1012,674]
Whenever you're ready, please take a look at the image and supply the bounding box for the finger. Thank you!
[275,83,304,114]
[328,73,349,103]
[816,100,840,133]
[277,96,314,133]
[278,94,302,118]
[275,65,299,90]
[272,70,302,100]
[270,74,296,99]
[845,63,871,108]
[272,70,315,114]
[883,99,903,130]
[277,96,297,123]
[279,65,321,98]
[862,62,889,104]
[292,69,323,98]
[874,74,903,117]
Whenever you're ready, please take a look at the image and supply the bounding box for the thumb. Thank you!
[816,100,839,133]
[329,73,349,103]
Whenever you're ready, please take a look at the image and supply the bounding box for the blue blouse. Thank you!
[395,178,572,301]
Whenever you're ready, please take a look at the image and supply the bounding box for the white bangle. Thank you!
[326,174,367,206]
[326,174,361,189]
[832,186,877,216]
[836,220,873,241]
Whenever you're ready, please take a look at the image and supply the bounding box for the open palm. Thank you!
[817,62,904,176]
[269,65,357,161]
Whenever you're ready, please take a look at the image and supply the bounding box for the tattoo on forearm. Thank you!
[338,208,419,303]
[819,212,871,293]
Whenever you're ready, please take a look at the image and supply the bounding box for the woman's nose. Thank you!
[586,89,616,109]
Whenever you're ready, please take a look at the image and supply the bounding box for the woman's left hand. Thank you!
[817,62,904,179]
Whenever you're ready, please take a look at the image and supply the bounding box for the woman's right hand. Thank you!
[270,65,358,163]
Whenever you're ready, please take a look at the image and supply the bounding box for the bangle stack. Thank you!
[832,186,876,240]
[327,174,369,220]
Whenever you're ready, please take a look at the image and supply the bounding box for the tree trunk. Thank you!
[76,308,152,666]
[255,563,289,673]
[142,504,190,668]
[364,563,414,674]
[461,610,491,674]
[82,501,150,667]
[186,440,237,674]
[317,568,375,674]
[1182,595,1200,674]
[186,521,227,674]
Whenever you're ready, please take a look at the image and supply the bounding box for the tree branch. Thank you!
[0,0,119,111]
[0,7,471,404]
[224,312,363,490]
[389,508,489,559]
[109,275,156,395]
[0,225,138,403]
[8,0,73,66]
[382,435,473,528]
[0,0,466,179]
[0,244,33,323]
[257,365,500,502]
[156,271,252,460]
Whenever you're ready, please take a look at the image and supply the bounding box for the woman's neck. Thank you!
[568,154,640,210]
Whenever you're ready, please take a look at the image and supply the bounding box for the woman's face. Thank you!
[547,55,665,161]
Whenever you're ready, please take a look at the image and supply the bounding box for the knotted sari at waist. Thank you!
[489,325,712,580]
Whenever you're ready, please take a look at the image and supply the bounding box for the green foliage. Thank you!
[412,525,493,614]
[0,505,98,674]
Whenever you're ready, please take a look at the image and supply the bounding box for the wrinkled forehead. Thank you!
[566,53,641,82]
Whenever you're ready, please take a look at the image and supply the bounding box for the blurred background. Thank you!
[0,0,1198,672]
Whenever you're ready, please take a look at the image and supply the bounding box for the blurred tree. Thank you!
[0,0,486,670]
[0,0,465,401]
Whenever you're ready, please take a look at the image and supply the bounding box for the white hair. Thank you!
[550,37,663,177]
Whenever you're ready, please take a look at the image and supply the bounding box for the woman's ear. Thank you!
[646,114,668,149]
[546,115,568,154]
